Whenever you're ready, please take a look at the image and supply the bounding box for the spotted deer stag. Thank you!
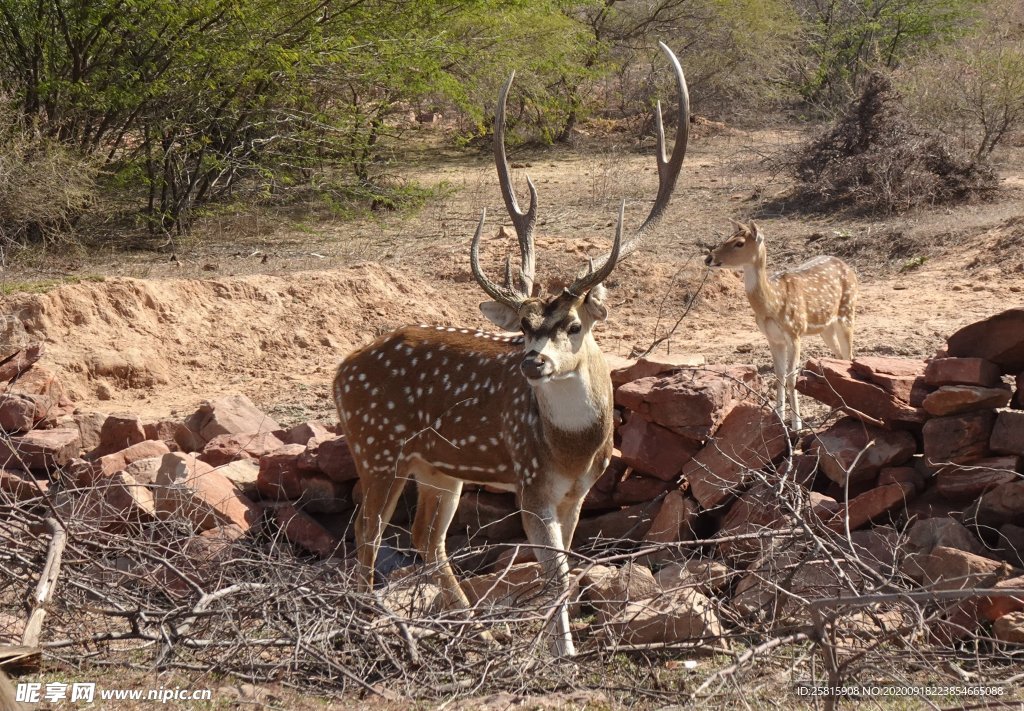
[333,42,689,657]
[705,220,858,430]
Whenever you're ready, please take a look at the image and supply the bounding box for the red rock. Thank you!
[143,419,183,451]
[194,394,280,442]
[613,473,674,506]
[271,504,341,558]
[655,559,732,596]
[574,503,655,544]
[581,563,660,621]
[946,307,1024,373]
[255,444,309,499]
[618,415,699,480]
[94,472,157,523]
[615,365,759,443]
[797,358,926,427]
[828,482,914,532]
[212,459,260,497]
[282,421,332,445]
[313,436,359,483]
[610,353,706,387]
[991,410,1024,456]
[154,453,260,531]
[923,411,996,466]
[878,466,925,493]
[909,545,1011,589]
[2,364,69,426]
[922,385,1011,416]
[997,524,1024,567]
[935,456,1021,500]
[993,612,1024,644]
[977,576,1024,622]
[456,490,523,540]
[462,562,562,608]
[0,467,47,500]
[584,454,626,510]
[0,393,37,434]
[850,356,927,402]
[0,343,45,380]
[682,402,789,509]
[642,490,699,556]
[0,428,80,471]
[906,518,985,558]
[199,431,285,467]
[925,357,1002,388]
[123,455,164,485]
[966,480,1024,529]
[73,411,107,451]
[811,417,916,486]
[715,484,790,565]
[94,414,146,457]
[79,439,171,486]
[603,589,722,645]
[256,444,353,512]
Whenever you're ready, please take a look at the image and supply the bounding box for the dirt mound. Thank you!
[4,264,472,415]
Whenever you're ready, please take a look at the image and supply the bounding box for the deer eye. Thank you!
[734,241,745,248]
[567,322,582,335]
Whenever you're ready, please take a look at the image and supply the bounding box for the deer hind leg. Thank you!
[410,462,471,610]
[521,492,576,658]
[836,317,855,360]
[355,462,410,593]
[821,323,844,358]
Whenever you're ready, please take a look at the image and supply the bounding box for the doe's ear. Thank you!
[750,220,764,244]
[479,301,520,331]
[583,283,609,322]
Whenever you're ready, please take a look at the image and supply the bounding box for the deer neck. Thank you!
[742,252,782,320]
[532,337,611,437]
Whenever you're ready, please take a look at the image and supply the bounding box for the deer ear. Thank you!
[479,301,520,331]
[583,284,609,322]
[750,221,764,244]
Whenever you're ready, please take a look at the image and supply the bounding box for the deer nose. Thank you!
[521,352,551,380]
[704,252,714,267]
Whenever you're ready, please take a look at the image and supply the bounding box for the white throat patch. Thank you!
[534,370,601,432]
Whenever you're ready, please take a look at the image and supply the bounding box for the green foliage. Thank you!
[794,0,983,109]
[900,0,1024,160]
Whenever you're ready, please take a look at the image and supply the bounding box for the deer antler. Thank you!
[566,201,624,297]
[494,71,537,297]
[579,41,690,278]
[470,209,528,309]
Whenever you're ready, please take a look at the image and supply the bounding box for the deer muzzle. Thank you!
[521,352,553,381]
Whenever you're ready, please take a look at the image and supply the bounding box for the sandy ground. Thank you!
[2,123,1022,424]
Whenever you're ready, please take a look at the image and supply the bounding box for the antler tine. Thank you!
[579,42,689,280]
[567,201,624,297]
[625,41,690,258]
[494,71,538,297]
[470,208,526,309]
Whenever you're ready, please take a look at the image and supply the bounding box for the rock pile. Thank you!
[2,307,1022,647]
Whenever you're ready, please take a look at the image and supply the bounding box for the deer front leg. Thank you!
[521,497,576,657]
[765,330,790,427]
[786,335,803,431]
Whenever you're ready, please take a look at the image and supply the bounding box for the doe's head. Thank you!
[705,219,764,269]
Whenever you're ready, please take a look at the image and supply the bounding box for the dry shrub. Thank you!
[788,74,998,215]
[0,113,98,249]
